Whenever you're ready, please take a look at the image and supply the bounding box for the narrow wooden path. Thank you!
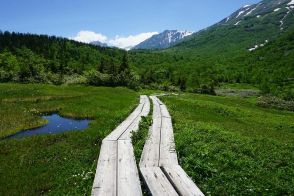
[92,95,150,196]
[140,96,204,196]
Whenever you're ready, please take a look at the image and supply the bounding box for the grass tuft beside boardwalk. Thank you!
[162,93,294,195]
[0,83,138,195]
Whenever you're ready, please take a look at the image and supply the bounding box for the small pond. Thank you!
[8,114,91,139]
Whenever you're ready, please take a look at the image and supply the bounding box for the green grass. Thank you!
[219,83,259,90]
[161,94,294,195]
[132,116,152,164]
[0,83,138,195]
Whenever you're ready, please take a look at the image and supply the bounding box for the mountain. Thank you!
[90,40,108,47]
[130,0,294,99]
[172,0,294,55]
[132,30,193,50]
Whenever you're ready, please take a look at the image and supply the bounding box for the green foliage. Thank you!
[132,116,152,164]
[129,22,294,99]
[0,83,138,195]
[162,94,294,195]
[84,70,111,86]
[0,32,138,89]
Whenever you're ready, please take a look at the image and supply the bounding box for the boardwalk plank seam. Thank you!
[92,95,150,196]
[139,96,204,196]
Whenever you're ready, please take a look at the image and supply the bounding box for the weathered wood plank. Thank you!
[92,141,117,196]
[139,116,161,167]
[162,165,204,196]
[92,95,150,196]
[140,167,178,196]
[150,96,162,119]
[118,117,140,140]
[140,96,203,196]
[159,117,178,166]
[140,95,150,116]
[139,132,159,167]
[117,140,142,196]
[104,103,143,141]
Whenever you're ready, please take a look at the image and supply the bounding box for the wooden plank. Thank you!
[140,96,203,196]
[162,165,204,196]
[140,95,150,117]
[104,103,143,141]
[93,95,150,196]
[159,117,178,166]
[105,95,150,141]
[92,141,117,196]
[119,96,150,140]
[119,117,140,140]
[117,140,142,196]
[160,104,171,118]
[140,167,178,196]
[139,132,160,167]
[150,96,161,119]
[139,117,161,167]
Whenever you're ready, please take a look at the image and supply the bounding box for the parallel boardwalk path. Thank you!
[92,95,150,196]
[140,96,204,196]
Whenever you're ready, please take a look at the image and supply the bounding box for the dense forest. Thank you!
[0,31,139,89]
[0,29,293,100]
[130,27,294,100]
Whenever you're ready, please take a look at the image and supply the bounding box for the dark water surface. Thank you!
[8,114,91,138]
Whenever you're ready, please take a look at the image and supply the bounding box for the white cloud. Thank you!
[70,30,108,43]
[108,32,158,50]
[70,31,158,50]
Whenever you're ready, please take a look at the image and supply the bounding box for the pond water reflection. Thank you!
[8,114,91,138]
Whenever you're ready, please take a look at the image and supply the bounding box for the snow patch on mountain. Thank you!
[288,0,294,5]
[132,30,193,49]
[248,40,269,52]
[245,7,257,16]
[235,21,242,26]
[280,6,292,30]
[236,10,245,18]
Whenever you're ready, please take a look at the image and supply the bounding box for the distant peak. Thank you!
[132,29,193,50]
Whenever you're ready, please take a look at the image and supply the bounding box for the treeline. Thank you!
[1,30,293,99]
[0,31,139,88]
[130,28,294,100]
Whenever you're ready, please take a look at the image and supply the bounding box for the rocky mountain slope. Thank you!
[133,30,192,49]
[172,0,294,55]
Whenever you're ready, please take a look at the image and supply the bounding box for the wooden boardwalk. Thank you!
[92,95,150,196]
[139,96,204,196]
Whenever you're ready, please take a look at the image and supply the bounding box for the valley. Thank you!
[1,0,294,195]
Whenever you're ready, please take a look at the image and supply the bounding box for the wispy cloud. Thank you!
[70,31,158,50]
[70,30,108,43]
[108,32,158,50]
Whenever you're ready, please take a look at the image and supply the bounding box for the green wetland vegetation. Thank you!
[1,1,294,194]
[0,83,138,195]
[161,94,294,195]
[1,84,293,195]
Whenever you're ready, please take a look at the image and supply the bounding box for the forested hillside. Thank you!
[130,27,294,99]
[0,31,138,88]
[130,0,294,99]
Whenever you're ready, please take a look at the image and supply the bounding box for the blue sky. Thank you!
[1,0,260,48]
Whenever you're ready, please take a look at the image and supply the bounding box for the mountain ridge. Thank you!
[132,30,193,50]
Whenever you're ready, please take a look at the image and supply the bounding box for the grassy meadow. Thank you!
[161,93,294,195]
[1,83,293,195]
[0,83,138,195]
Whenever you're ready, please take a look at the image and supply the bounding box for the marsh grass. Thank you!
[162,93,294,195]
[0,83,138,195]
[132,99,152,196]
